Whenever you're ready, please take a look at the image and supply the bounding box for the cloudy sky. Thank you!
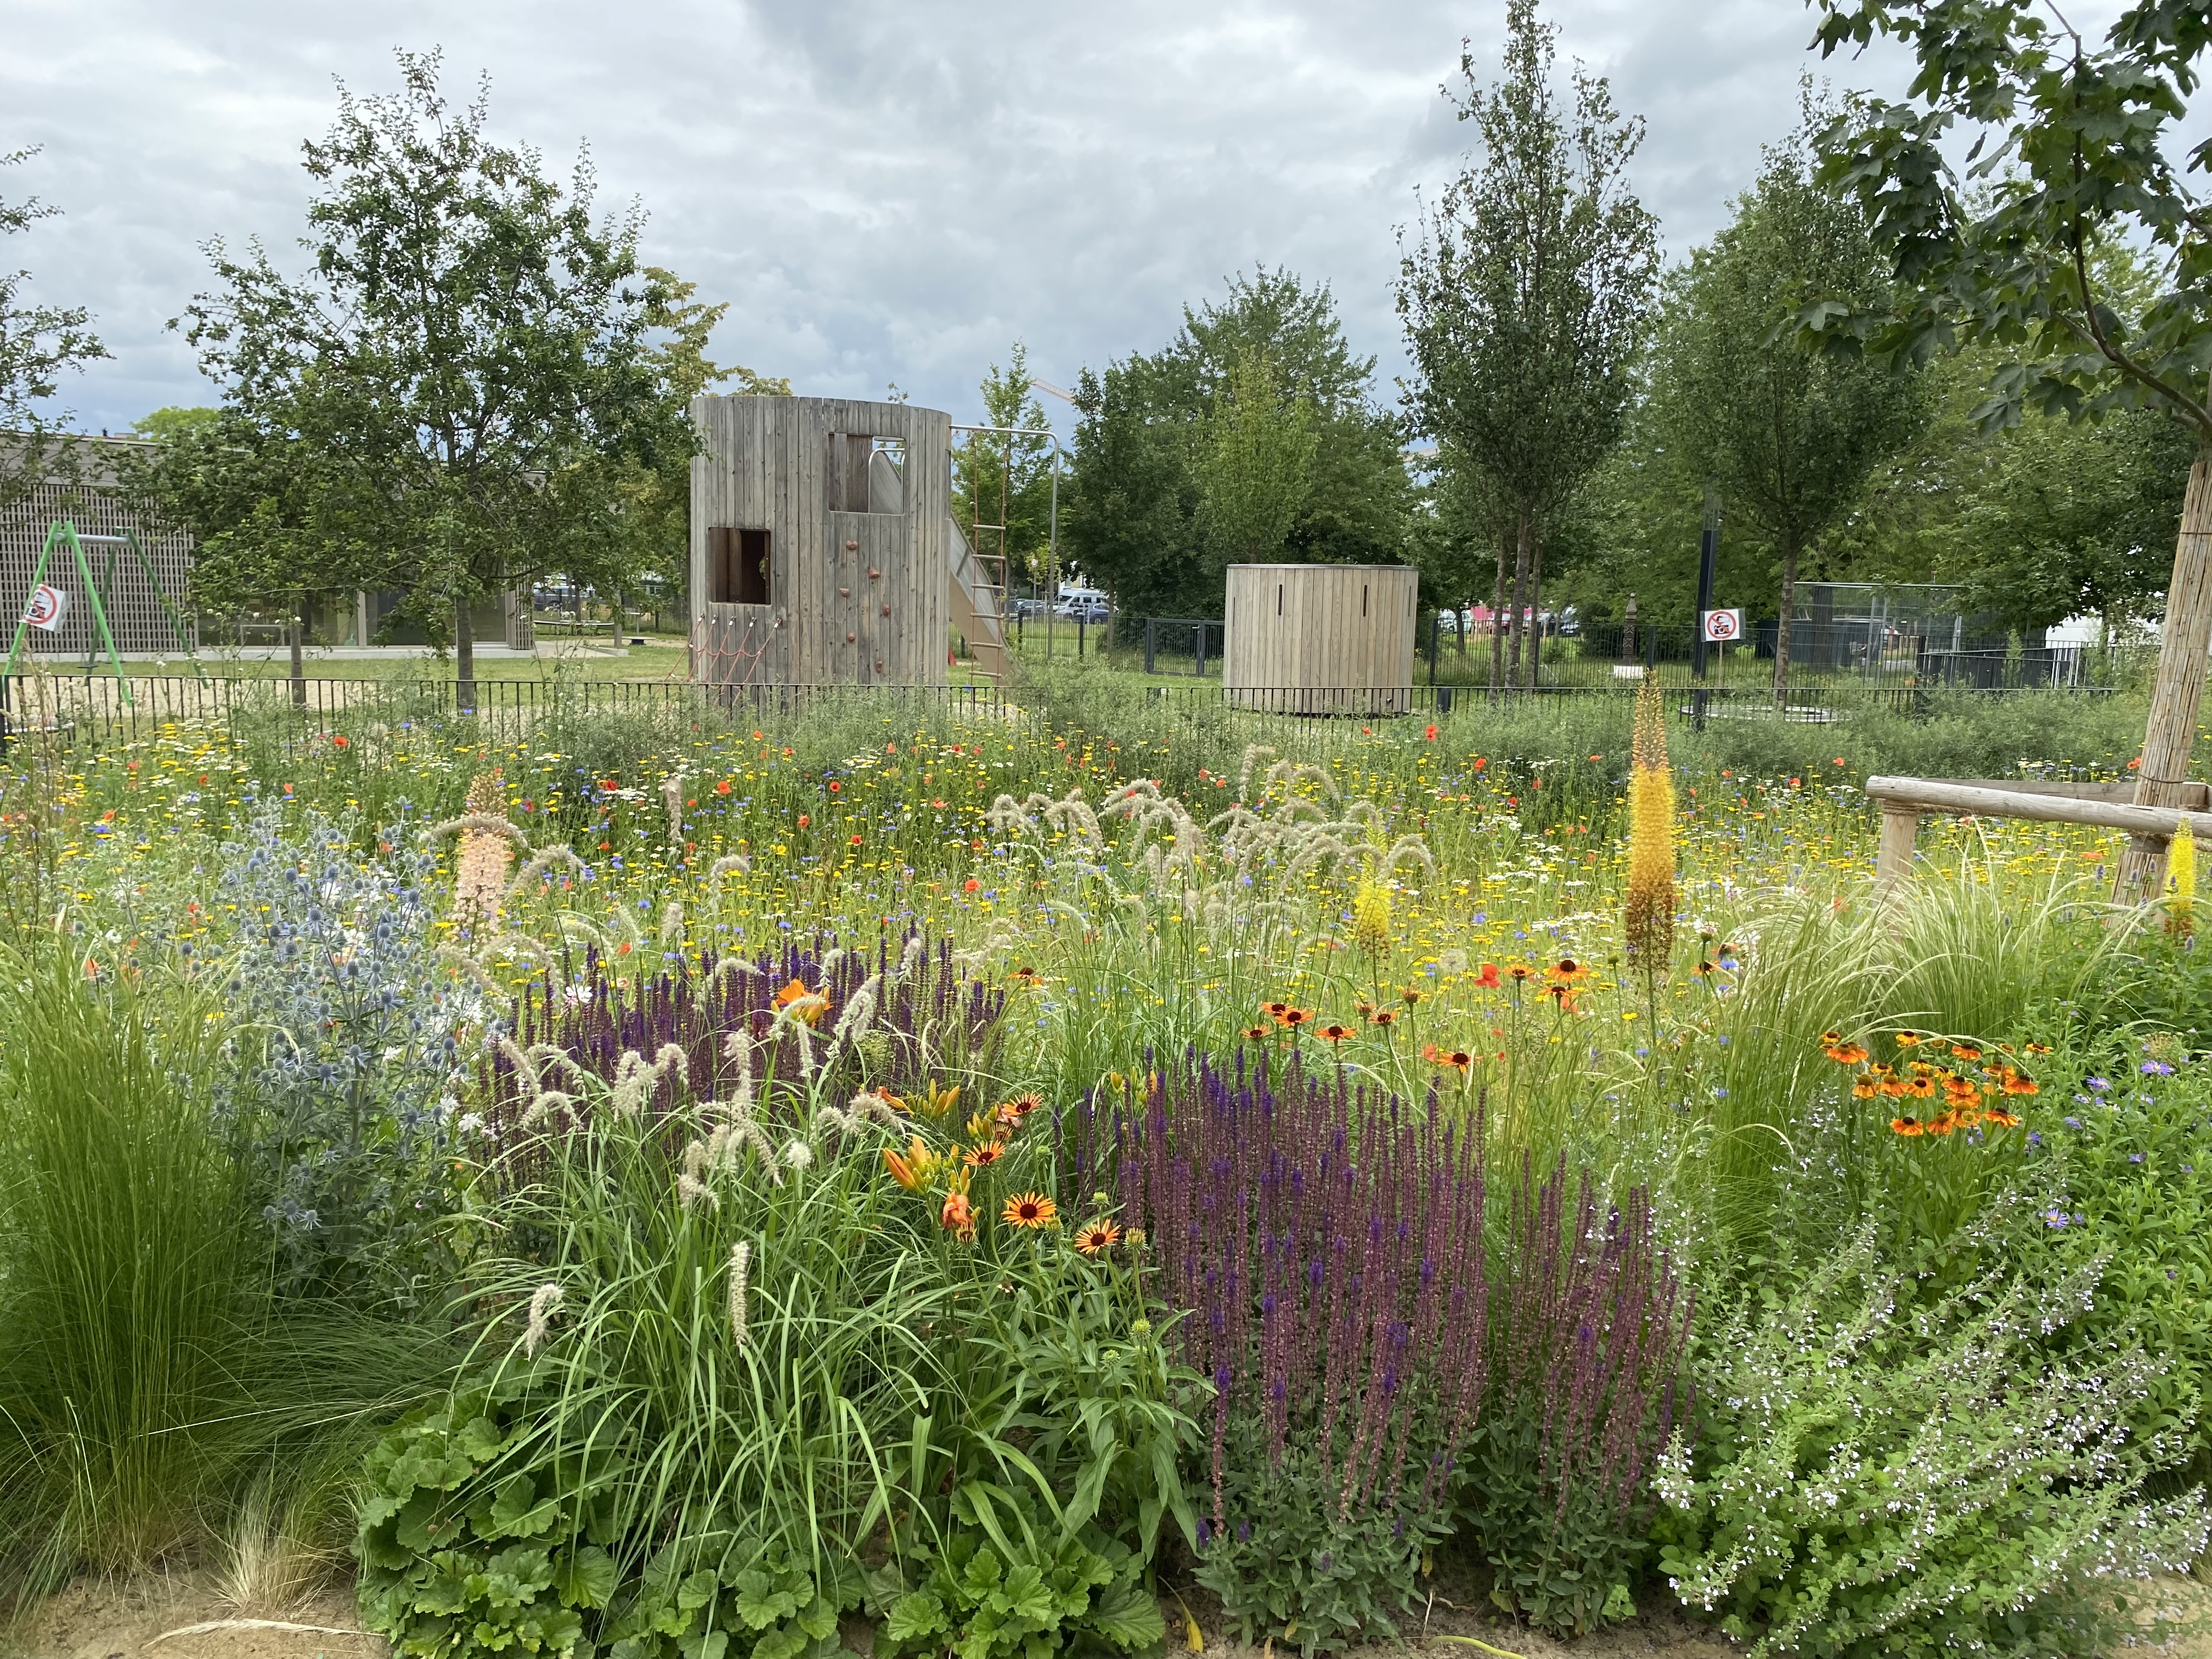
[5,0,1927,439]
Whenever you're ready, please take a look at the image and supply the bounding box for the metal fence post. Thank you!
[1145,618,1156,675]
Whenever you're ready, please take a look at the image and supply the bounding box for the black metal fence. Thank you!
[1141,618,1226,676]
[0,667,2124,775]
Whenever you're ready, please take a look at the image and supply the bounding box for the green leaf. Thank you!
[732,1569,802,1630]
[884,1591,948,1645]
[1087,1580,1166,1652]
[554,1545,619,1611]
[994,1564,1057,1629]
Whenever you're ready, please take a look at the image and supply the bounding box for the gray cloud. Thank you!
[4,0,1933,438]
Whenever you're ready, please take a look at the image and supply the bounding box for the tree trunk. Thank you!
[455,595,477,714]
[1488,526,1508,699]
[288,599,305,708]
[1773,539,1798,708]
[1506,505,1532,691]
[1458,597,1469,659]
[2117,445,2212,901]
[1525,533,1544,691]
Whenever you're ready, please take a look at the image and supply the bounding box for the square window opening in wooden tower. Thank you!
[708,526,772,606]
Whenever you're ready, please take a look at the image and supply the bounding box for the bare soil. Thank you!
[14,1571,2211,1659]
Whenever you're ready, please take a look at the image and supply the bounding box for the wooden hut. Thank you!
[1223,563,1419,714]
[690,395,971,687]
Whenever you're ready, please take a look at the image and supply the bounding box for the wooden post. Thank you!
[1875,802,1920,891]
[2118,447,2212,901]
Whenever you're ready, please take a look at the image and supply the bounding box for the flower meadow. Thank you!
[2,680,2210,1657]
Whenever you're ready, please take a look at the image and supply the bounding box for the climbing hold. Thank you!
[881,605,891,617]
[844,539,859,551]
[867,567,881,580]
[845,631,856,644]
[839,586,850,597]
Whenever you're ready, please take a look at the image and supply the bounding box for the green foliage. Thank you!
[1066,268,1410,625]
[1650,83,1928,692]
[1456,1412,1647,1638]
[872,1505,1161,1659]
[1657,1226,2207,1657]
[0,937,450,1599]
[358,1374,866,1659]
[1810,0,2212,447]
[1993,1032,2212,1463]
[0,942,254,1588]
[1189,1447,1445,1656]
[0,145,107,507]
[1195,345,1319,567]
[958,344,1057,588]
[1398,0,1659,686]
[172,48,697,648]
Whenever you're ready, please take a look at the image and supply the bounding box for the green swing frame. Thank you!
[4,518,205,709]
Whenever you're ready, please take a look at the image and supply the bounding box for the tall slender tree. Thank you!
[1196,345,1318,566]
[1653,88,1928,701]
[180,50,691,706]
[1398,0,1658,695]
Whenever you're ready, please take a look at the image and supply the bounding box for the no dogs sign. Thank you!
[22,584,69,631]
[1700,608,1742,644]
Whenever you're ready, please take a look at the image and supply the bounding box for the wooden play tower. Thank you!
[689,396,1009,687]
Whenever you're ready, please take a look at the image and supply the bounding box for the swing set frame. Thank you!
[4,518,204,708]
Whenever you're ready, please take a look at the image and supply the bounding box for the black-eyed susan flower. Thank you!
[1002,1192,1058,1229]
[1074,1218,1122,1256]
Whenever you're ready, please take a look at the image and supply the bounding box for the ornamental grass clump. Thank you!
[485,935,1007,1147]
[1623,679,1676,975]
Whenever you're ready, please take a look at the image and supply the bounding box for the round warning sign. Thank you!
[1700,607,1742,644]
[22,583,69,631]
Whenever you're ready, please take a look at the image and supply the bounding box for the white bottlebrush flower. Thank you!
[676,1171,719,1212]
[524,1282,565,1356]
[728,1242,751,1348]
[782,1138,815,1171]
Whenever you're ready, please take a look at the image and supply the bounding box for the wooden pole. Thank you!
[1875,802,1920,891]
[2117,447,2212,901]
[1866,774,2212,840]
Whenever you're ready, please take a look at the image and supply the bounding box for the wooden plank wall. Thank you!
[1224,563,1418,714]
[690,397,948,687]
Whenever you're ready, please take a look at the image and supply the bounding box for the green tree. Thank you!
[1653,89,1928,698]
[1398,0,1660,692]
[1066,269,1409,628]
[1196,345,1317,565]
[177,50,693,704]
[1835,340,2192,632]
[0,148,108,510]
[1809,0,2212,889]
